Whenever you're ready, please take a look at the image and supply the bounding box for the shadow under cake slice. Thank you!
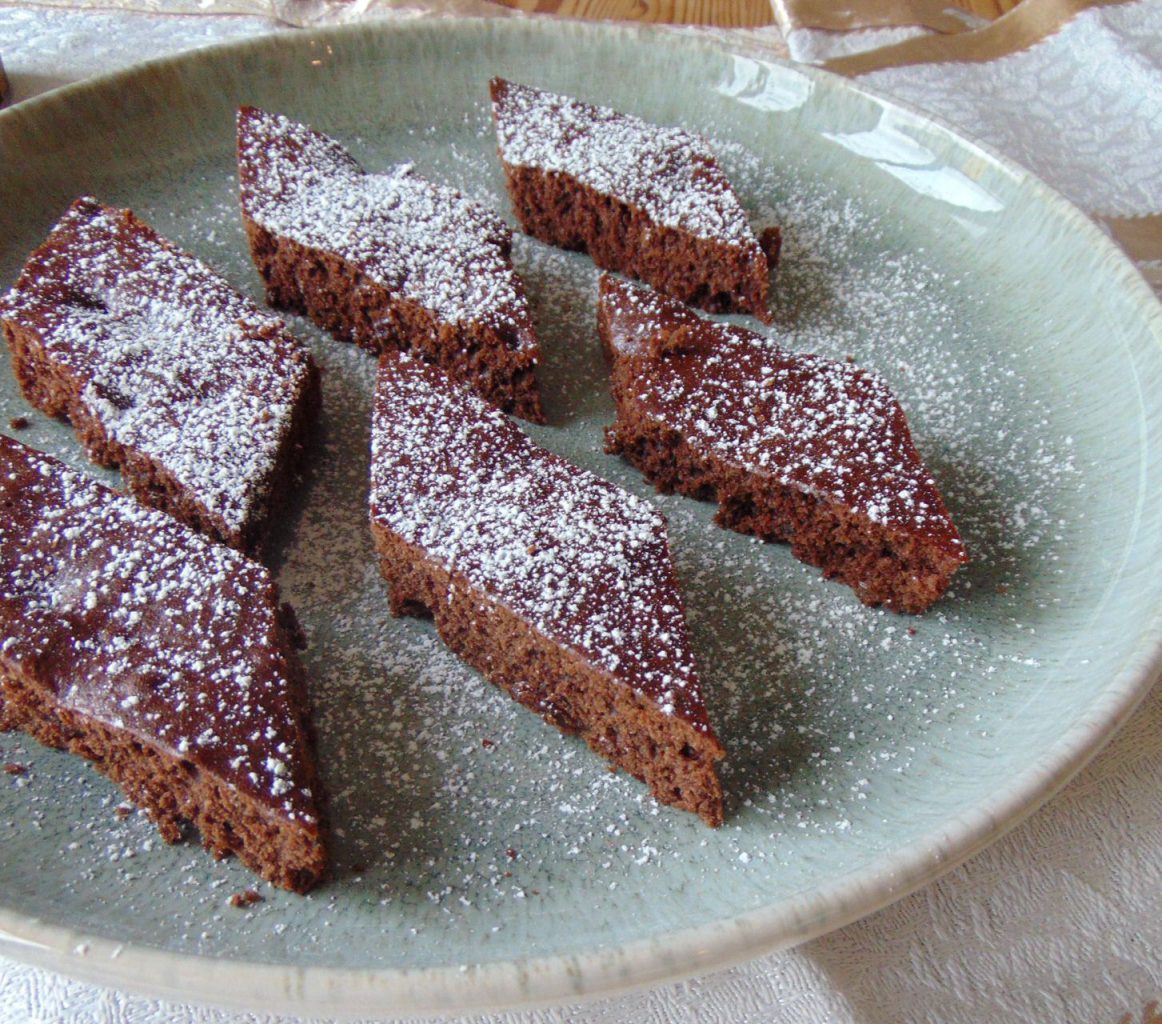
[0,197,320,555]
[237,106,544,422]
[490,77,773,322]
[0,435,326,892]
[369,352,724,826]
[598,275,967,614]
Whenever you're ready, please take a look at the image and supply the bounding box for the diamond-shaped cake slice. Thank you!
[369,352,724,826]
[0,435,326,892]
[238,106,544,422]
[0,197,320,555]
[490,78,773,322]
[599,276,967,613]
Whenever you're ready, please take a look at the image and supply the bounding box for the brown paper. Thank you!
[821,0,1132,76]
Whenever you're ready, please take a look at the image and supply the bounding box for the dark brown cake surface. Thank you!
[0,434,326,891]
[237,106,543,421]
[0,197,319,554]
[599,275,967,613]
[490,78,771,321]
[369,352,724,825]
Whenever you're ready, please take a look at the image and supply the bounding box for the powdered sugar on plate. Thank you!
[0,90,1089,962]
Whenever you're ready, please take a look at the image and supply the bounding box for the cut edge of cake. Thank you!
[0,197,320,556]
[237,105,546,423]
[490,77,773,323]
[597,274,967,615]
[0,434,328,892]
[368,351,725,827]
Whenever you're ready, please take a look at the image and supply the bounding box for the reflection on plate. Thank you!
[0,18,1160,1017]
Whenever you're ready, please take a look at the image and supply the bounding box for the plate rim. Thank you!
[1,14,1161,1017]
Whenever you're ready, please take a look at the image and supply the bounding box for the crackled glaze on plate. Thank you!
[0,18,1160,1017]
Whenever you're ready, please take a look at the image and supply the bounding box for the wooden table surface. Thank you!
[487,0,1022,27]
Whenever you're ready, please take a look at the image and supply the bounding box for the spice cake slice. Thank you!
[0,197,320,555]
[369,352,724,826]
[0,435,326,892]
[237,106,544,422]
[490,78,773,322]
[598,276,967,614]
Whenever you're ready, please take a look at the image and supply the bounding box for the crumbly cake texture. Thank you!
[0,197,320,555]
[598,276,967,614]
[237,106,544,422]
[369,352,725,826]
[0,435,327,893]
[490,78,772,322]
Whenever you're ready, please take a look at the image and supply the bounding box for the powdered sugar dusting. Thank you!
[0,198,315,542]
[238,107,536,349]
[603,278,964,548]
[370,354,707,729]
[0,436,318,824]
[0,86,1110,963]
[491,79,758,247]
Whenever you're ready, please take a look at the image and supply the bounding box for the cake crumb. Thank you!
[229,889,264,908]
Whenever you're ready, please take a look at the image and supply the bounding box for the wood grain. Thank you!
[486,0,1023,25]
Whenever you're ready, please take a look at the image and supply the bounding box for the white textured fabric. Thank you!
[1,5,1162,1022]
[0,7,281,104]
[786,3,1162,219]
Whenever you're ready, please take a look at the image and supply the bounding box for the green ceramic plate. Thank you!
[1,18,1160,1017]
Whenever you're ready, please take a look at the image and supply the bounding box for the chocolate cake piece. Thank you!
[0,197,319,555]
[237,106,544,422]
[0,435,326,892]
[369,352,724,826]
[490,78,772,322]
[598,276,967,614]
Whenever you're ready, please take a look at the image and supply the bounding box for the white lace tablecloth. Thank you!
[1,3,1160,1021]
